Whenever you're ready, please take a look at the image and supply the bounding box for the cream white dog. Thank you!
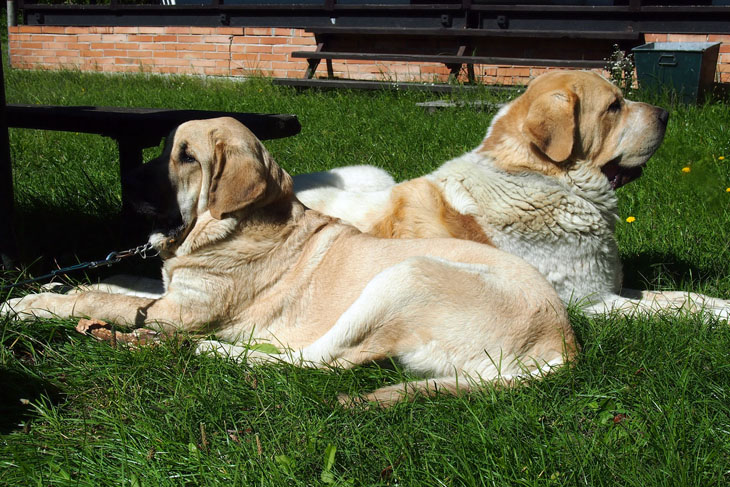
[1,118,575,405]
[295,70,730,321]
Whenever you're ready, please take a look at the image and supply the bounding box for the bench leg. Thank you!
[116,137,146,217]
[466,64,476,84]
[446,63,463,83]
[0,46,18,269]
[305,59,322,79]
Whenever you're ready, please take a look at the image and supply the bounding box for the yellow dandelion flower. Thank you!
[681,166,691,173]
[719,156,725,161]
[726,187,730,193]
[626,216,636,223]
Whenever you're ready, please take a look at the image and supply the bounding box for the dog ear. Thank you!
[208,139,293,220]
[523,89,577,163]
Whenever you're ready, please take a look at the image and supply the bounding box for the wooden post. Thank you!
[0,39,18,269]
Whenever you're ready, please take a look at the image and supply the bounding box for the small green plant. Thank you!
[605,44,636,94]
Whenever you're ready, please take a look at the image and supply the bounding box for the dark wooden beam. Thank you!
[0,40,18,269]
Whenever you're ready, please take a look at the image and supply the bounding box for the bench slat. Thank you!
[6,105,301,146]
[305,27,641,40]
[291,51,607,69]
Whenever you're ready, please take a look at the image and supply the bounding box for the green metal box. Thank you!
[632,42,721,103]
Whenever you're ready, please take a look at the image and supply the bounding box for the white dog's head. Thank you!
[479,70,669,189]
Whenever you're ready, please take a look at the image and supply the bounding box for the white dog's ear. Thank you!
[523,90,577,163]
[208,140,293,220]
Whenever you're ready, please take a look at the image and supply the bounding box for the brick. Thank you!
[272,44,306,55]
[203,35,232,44]
[157,66,180,74]
[191,27,215,35]
[89,26,114,34]
[40,26,66,34]
[202,51,230,60]
[55,50,80,57]
[165,26,192,34]
[232,36,262,45]
[260,53,288,61]
[127,35,155,43]
[190,59,216,67]
[127,50,154,58]
[79,50,104,58]
[153,51,178,59]
[18,25,42,33]
[241,45,273,54]
[217,27,244,36]
[139,42,166,51]
[271,61,298,70]
[115,43,140,50]
[139,26,166,34]
[152,35,177,42]
[98,34,127,42]
[289,36,317,46]
[42,42,68,50]
[643,33,668,42]
[175,35,200,43]
[273,28,294,37]
[231,53,259,62]
[259,37,290,45]
[64,27,90,34]
[78,34,103,43]
[182,43,217,52]
[112,27,140,34]
[666,33,708,42]
[246,27,273,36]
[103,49,128,57]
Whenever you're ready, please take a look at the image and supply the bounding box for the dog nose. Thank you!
[657,109,669,125]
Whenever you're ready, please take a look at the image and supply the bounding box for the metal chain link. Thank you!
[1,243,160,291]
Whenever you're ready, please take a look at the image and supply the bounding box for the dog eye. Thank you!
[179,151,196,164]
[607,100,622,113]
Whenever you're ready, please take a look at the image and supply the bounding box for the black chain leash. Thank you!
[0,243,159,291]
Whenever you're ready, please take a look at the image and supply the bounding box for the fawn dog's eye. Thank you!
[607,99,622,113]
[178,144,196,164]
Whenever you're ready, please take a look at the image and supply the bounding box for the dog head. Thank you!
[479,70,669,189]
[125,117,294,248]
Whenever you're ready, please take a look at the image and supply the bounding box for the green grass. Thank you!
[1,62,730,486]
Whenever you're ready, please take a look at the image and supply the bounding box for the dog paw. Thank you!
[1,294,60,320]
[195,340,248,362]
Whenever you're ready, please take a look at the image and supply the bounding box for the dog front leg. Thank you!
[584,290,730,322]
[1,291,204,332]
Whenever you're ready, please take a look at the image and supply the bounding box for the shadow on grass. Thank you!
[0,367,63,434]
[6,204,161,279]
[621,250,725,291]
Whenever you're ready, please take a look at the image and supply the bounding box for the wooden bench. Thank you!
[0,39,301,267]
[281,26,642,86]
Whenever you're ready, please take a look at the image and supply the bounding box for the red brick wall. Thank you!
[8,25,730,85]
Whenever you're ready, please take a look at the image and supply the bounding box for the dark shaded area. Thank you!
[0,367,63,434]
[621,250,725,291]
[2,204,162,292]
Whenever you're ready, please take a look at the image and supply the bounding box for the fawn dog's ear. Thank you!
[208,123,293,220]
[523,89,577,163]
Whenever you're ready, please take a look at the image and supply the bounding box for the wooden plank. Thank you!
[0,40,18,268]
[272,77,503,93]
[6,105,301,147]
[305,27,641,40]
[290,51,607,68]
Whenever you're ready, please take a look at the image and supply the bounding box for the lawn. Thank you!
[2,43,730,485]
